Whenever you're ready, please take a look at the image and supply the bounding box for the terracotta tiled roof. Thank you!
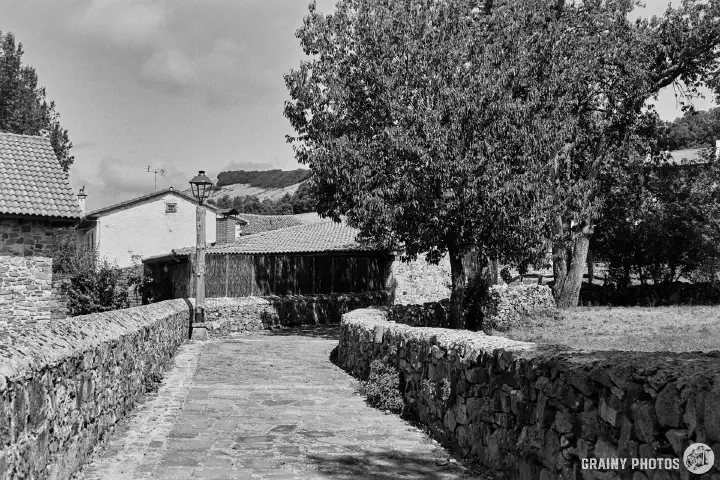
[235,213,304,235]
[0,132,83,219]
[87,188,220,217]
[167,221,376,256]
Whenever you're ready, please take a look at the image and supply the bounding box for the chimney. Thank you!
[77,186,87,214]
[215,216,236,244]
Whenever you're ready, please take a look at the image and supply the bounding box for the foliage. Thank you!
[421,378,452,405]
[357,358,404,414]
[0,32,74,171]
[593,148,720,287]
[285,0,720,316]
[208,180,316,214]
[658,107,720,151]
[53,231,151,316]
[215,169,311,188]
[285,0,556,327]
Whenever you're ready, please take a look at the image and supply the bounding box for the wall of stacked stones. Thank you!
[482,284,557,331]
[390,254,451,305]
[0,291,391,479]
[385,285,557,331]
[338,309,720,479]
[0,299,192,480]
[0,219,69,325]
[204,291,389,336]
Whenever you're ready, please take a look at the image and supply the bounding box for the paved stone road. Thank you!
[76,327,488,480]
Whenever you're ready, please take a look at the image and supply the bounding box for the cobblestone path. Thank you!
[76,327,485,479]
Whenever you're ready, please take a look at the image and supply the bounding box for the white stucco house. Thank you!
[76,188,218,268]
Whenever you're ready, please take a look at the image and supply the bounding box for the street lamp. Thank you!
[189,170,213,340]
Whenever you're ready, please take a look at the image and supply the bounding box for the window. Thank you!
[165,202,177,213]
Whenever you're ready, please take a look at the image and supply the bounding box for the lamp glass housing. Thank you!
[189,170,213,204]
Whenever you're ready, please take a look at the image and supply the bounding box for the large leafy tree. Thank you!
[285,0,555,327]
[537,0,720,307]
[285,0,720,321]
[0,32,74,171]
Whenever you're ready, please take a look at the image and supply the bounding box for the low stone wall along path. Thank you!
[76,326,484,479]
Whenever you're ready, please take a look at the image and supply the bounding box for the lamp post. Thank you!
[189,170,213,340]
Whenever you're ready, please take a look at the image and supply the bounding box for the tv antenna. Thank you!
[144,166,166,189]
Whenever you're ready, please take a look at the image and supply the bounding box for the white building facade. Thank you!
[76,188,217,268]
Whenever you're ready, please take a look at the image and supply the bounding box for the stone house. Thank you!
[0,132,83,324]
[76,188,219,268]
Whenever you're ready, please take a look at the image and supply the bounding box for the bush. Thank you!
[357,358,404,414]
[52,231,152,316]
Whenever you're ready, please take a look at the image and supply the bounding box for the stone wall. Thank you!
[204,291,389,336]
[482,284,558,331]
[0,299,192,480]
[0,218,70,325]
[390,254,451,305]
[338,308,720,479]
[385,285,557,332]
[386,300,452,328]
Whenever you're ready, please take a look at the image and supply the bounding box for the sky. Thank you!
[2,0,717,211]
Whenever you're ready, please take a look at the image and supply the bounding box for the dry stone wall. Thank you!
[204,291,389,336]
[482,284,558,331]
[0,299,191,480]
[386,285,557,331]
[338,308,720,479]
[390,254,451,305]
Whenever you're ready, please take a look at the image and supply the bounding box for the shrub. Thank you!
[53,231,152,315]
[357,358,404,414]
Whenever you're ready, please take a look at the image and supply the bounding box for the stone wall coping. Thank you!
[1,293,386,383]
[342,307,537,356]
[342,307,720,384]
[0,299,192,382]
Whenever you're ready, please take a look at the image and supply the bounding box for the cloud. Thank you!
[71,156,193,211]
[75,0,168,48]
[139,38,248,103]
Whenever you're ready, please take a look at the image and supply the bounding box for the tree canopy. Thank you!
[0,32,74,171]
[285,0,720,323]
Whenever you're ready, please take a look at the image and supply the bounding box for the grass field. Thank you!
[498,306,720,352]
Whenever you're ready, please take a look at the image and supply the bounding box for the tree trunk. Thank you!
[587,249,594,285]
[552,244,568,301]
[555,233,591,309]
[461,251,491,331]
[489,259,499,285]
[448,246,467,329]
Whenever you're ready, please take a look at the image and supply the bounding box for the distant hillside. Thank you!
[205,169,315,214]
[216,169,311,188]
[211,181,305,202]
